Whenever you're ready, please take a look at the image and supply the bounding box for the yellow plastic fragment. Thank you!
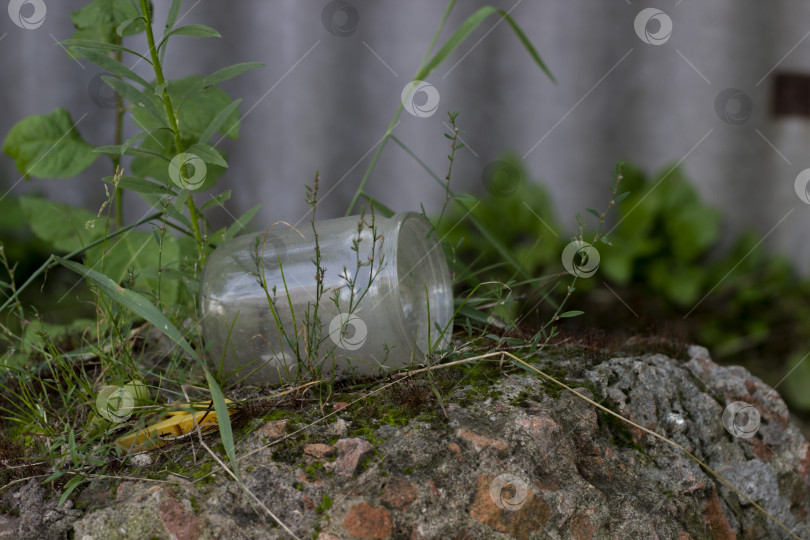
[116,399,234,453]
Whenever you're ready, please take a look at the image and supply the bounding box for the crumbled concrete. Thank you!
[2,346,809,539]
[256,419,288,439]
[2,479,82,540]
[324,438,373,477]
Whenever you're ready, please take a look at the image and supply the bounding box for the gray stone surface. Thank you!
[2,478,81,540]
[1,345,808,539]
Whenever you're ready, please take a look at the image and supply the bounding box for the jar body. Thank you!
[199,212,453,384]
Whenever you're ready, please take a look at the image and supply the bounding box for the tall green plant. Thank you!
[0,0,558,506]
[0,0,262,497]
[2,0,263,270]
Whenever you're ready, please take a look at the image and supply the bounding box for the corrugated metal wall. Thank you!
[2,0,810,271]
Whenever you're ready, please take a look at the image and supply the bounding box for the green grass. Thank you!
[0,8,802,529]
[0,0,621,526]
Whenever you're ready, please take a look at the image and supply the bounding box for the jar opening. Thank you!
[393,213,453,356]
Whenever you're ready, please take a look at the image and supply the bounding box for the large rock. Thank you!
[3,345,809,539]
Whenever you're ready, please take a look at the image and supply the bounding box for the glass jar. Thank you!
[199,212,453,385]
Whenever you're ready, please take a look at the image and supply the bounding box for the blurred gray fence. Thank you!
[2,0,810,271]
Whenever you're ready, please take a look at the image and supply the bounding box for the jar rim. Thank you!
[386,211,453,360]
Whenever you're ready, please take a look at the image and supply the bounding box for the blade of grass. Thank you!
[345,3,553,215]
[344,0,457,216]
[57,258,243,500]
[204,367,239,480]
[56,258,196,359]
[414,6,553,81]
[0,211,163,327]
[58,474,86,506]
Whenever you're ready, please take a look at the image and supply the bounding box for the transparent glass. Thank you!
[199,212,453,384]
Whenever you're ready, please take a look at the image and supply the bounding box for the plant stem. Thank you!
[113,38,124,228]
[390,134,532,282]
[436,111,459,229]
[140,0,206,264]
[344,0,457,216]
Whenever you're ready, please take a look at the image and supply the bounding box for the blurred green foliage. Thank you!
[17,195,194,305]
[599,165,721,306]
[0,196,52,278]
[442,158,810,411]
[439,153,563,283]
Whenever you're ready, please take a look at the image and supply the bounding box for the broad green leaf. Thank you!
[667,201,720,261]
[198,99,242,143]
[416,7,553,82]
[398,139,535,283]
[559,310,584,318]
[19,197,103,253]
[173,77,241,140]
[132,75,241,141]
[121,127,172,155]
[101,76,166,124]
[131,155,172,185]
[186,142,228,168]
[649,259,702,306]
[22,317,97,354]
[130,127,174,184]
[466,209,531,282]
[69,47,150,88]
[70,0,149,43]
[615,187,661,239]
[86,230,182,303]
[116,16,143,37]
[57,258,197,358]
[600,250,633,284]
[2,108,98,179]
[131,149,225,193]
